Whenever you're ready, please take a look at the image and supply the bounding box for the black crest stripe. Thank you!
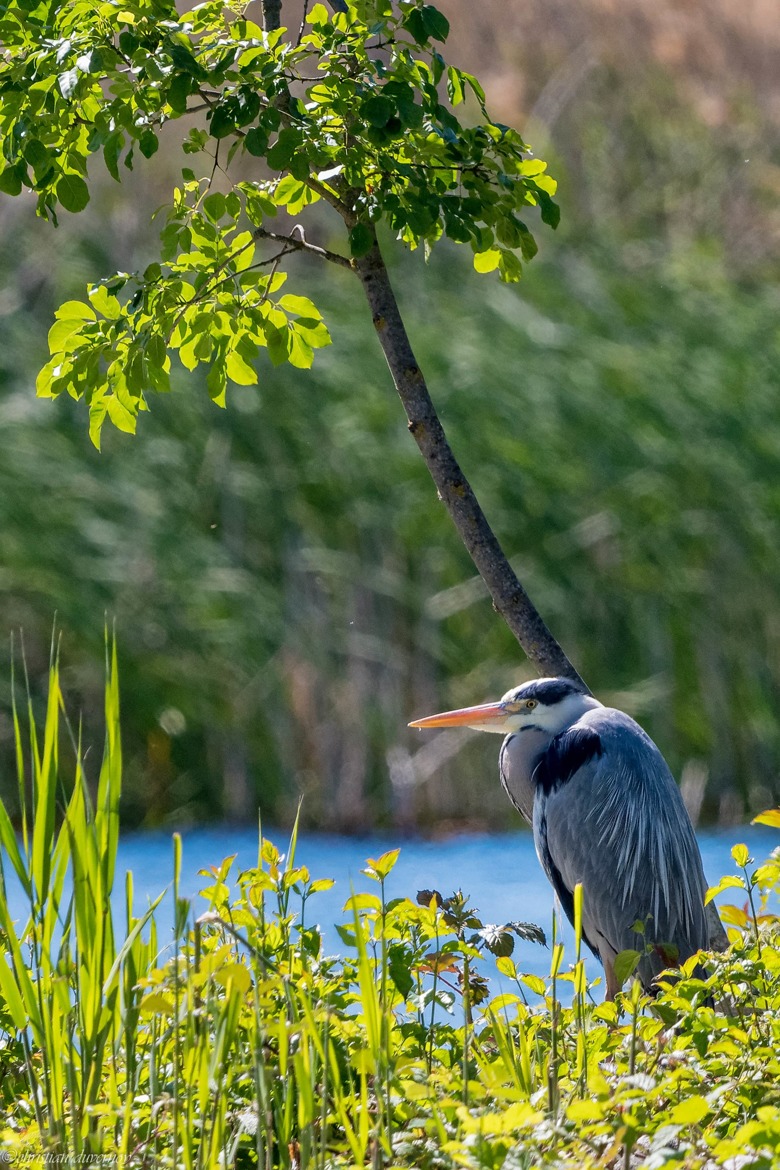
[534,726,603,796]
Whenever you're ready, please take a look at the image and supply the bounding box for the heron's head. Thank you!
[409,677,599,736]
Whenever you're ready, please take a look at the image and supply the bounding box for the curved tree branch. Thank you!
[353,228,586,688]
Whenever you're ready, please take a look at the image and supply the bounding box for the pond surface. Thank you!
[5,821,774,989]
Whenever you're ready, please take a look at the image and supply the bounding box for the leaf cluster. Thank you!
[0,0,558,443]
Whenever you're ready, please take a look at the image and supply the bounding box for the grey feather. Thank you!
[503,699,709,990]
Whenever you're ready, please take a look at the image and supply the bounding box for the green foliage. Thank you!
[0,0,558,444]
[1,662,780,1164]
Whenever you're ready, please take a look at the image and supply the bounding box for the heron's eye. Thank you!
[525,699,538,710]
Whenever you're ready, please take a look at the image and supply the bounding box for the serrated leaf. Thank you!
[478,924,514,958]
[509,920,546,947]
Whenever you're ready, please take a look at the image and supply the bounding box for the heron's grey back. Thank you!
[535,707,708,984]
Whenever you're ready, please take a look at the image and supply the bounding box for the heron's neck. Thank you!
[500,726,554,823]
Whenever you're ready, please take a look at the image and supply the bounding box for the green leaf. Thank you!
[288,330,314,369]
[362,848,400,880]
[58,68,80,100]
[705,874,745,904]
[669,1096,710,1126]
[731,843,750,868]
[538,190,560,229]
[752,807,780,828]
[423,5,450,41]
[520,973,547,996]
[349,223,374,257]
[139,130,159,159]
[89,286,121,319]
[167,72,192,114]
[105,393,138,435]
[0,167,22,196]
[202,192,226,222]
[55,301,96,322]
[89,398,107,449]
[275,175,306,206]
[48,318,87,354]
[388,943,414,999]
[446,66,464,106]
[225,348,257,386]
[613,949,641,988]
[209,106,236,139]
[473,249,500,273]
[278,294,322,319]
[479,924,514,958]
[244,127,268,157]
[57,174,90,213]
[403,5,448,43]
[266,129,299,171]
[362,95,394,127]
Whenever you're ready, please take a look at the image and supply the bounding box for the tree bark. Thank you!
[354,233,586,687]
[261,0,282,31]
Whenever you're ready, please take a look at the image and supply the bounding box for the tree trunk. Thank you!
[354,233,586,687]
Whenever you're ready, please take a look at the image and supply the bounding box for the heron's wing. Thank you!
[533,709,708,981]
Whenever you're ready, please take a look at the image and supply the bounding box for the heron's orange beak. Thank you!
[408,700,508,732]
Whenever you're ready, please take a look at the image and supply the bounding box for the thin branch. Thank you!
[295,0,311,47]
[251,226,353,269]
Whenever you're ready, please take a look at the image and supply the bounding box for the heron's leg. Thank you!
[604,956,619,1001]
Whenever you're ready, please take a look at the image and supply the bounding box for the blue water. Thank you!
[3,822,775,990]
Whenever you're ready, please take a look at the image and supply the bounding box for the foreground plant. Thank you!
[0,659,778,1166]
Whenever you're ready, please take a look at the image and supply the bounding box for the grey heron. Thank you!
[409,677,709,999]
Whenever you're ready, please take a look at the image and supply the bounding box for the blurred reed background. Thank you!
[0,0,779,831]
